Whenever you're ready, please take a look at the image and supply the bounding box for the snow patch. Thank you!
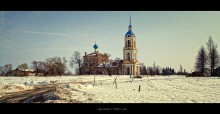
[64,83,94,90]
[23,81,49,86]
[48,83,95,103]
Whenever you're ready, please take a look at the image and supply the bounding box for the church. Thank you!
[81,16,140,75]
[80,43,123,75]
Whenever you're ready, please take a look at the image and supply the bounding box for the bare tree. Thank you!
[18,63,29,70]
[194,45,207,75]
[60,57,67,75]
[0,66,3,76]
[40,61,49,76]
[4,64,13,76]
[0,64,13,76]
[70,51,83,75]
[45,58,55,75]
[37,61,48,76]
[206,36,220,76]
[45,56,67,76]
[31,61,44,76]
[55,57,67,76]
[17,63,29,76]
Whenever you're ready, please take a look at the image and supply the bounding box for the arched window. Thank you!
[128,40,131,47]
[127,53,130,60]
[134,41,136,47]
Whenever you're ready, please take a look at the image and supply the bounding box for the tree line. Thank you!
[140,63,187,76]
[0,51,85,76]
[0,56,69,76]
[0,50,116,76]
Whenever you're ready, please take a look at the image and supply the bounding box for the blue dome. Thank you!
[125,30,134,37]
[93,43,98,49]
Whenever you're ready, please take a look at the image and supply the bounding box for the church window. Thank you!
[128,40,131,47]
[127,53,130,60]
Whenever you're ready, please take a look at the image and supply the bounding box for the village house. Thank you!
[11,68,44,76]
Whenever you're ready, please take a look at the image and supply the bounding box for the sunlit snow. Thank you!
[1,75,220,103]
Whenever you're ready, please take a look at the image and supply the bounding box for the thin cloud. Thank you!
[23,30,69,37]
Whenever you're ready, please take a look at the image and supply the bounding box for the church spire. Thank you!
[129,15,131,27]
[125,15,134,37]
[128,15,132,32]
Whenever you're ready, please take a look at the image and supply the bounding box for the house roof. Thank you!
[16,68,35,72]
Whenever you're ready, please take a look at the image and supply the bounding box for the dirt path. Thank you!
[0,81,95,103]
[0,84,56,103]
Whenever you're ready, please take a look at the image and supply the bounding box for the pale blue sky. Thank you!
[0,11,220,73]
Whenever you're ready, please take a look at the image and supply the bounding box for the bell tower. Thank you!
[122,16,140,75]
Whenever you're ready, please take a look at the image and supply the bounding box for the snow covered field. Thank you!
[1,75,220,103]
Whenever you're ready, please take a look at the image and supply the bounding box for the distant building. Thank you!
[11,68,34,76]
[11,68,43,76]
